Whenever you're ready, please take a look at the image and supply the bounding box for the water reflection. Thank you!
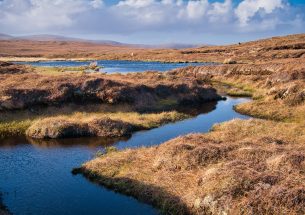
[0,97,250,215]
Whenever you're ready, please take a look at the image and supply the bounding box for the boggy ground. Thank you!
[79,119,305,215]
[0,62,221,139]
[78,34,305,214]
[0,62,221,111]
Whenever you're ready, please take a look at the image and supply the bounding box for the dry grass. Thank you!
[0,63,221,112]
[33,66,85,75]
[0,120,32,138]
[1,34,305,63]
[79,119,305,214]
[1,33,305,214]
[0,106,188,138]
[75,34,305,214]
[235,99,305,122]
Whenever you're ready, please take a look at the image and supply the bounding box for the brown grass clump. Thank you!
[26,111,188,139]
[66,34,305,214]
[0,61,30,74]
[26,118,134,139]
[79,119,305,214]
[0,65,221,111]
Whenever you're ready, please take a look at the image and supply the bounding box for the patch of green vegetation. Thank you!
[156,98,178,108]
[211,80,254,97]
[0,120,32,138]
[94,147,118,158]
[34,66,85,75]
[227,89,253,97]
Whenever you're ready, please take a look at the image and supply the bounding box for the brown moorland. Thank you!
[0,62,221,111]
[1,34,305,63]
[0,62,221,138]
[77,34,305,214]
[0,33,304,214]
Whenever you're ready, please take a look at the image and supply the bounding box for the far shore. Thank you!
[0,57,212,64]
[0,57,96,63]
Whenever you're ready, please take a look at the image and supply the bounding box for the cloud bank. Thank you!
[0,0,304,43]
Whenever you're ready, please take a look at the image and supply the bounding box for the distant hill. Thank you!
[7,34,124,46]
[0,33,201,49]
[0,33,14,40]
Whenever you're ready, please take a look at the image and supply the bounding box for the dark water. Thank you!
[0,97,250,215]
[15,60,215,73]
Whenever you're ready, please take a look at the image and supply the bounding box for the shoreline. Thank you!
[76,56,305,214]
[0,57,219,64]
[1,33,304,214]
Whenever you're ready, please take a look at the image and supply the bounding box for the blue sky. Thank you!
[0,0,304,45]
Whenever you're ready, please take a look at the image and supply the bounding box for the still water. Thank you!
[0,97,250,215]
[15,60,215,73]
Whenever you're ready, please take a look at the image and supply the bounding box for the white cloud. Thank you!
[235,0,285,26]
[185,0,209,19]
[90,0,104,9]
[117,0,155,8]
[0,0,303,43]
[0,0,90,30]
[208,0,232,23]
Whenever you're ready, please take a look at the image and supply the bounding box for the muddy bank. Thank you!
[78,119,305,215]
[0,63,222,111]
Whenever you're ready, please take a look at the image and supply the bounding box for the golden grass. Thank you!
[0,120,32,138]
[235,99,305,122]
[33,66,85,75]
[32,111,188,129]
[0,104,189,138]
[76,48,305,214]
[79,119,305,214]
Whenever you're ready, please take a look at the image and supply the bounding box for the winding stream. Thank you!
[0,97,250,215]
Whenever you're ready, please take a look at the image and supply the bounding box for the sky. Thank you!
[0,0,304,45]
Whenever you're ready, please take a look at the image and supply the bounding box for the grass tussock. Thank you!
[32,111,188,129]
[0,101,189,138]
[79,119,305,215]
[235,99,305,122]
[25,111,189,139]
[74,41,305,214]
